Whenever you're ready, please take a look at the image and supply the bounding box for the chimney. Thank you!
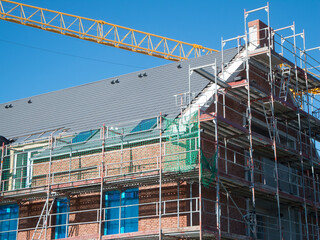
[248,20,273,49]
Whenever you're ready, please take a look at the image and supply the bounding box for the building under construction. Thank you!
[0,1,320,240]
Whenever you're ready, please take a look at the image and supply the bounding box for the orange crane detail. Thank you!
[0,0,218,61]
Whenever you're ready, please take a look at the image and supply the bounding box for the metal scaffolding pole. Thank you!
[213,59,221,240]
[99,125,106,240]
[196,107,202,240]
[266,5,283,238]
[297,114,309,239]
[44,135,53,239]
[244,3,284,238]
[243,11,257,238]
[159,113,163,240]
[292,21,309,239]
[311,153,320,239]
[302,30,320,240]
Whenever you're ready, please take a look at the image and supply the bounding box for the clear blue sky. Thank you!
[0,0,319,103]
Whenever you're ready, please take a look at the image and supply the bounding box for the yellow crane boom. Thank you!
[0,0,218,61]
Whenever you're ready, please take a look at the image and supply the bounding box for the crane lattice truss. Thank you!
[0,0,218,61]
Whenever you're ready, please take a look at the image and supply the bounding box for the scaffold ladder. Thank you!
[263,102,280,143]
[279,67,291,101]
[31,197,56,240]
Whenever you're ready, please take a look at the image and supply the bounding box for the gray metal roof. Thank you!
[0,48,239,139]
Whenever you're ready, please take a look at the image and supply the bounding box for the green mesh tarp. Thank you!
[162,113,199,172]
[201,150,217,188]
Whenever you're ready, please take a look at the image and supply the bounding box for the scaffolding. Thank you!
[198,3,319,240]
[0,4,320,240]
[0,112,206,239]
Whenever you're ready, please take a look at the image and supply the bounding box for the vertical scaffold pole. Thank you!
[244,7,257,238]
[159,112,162,240]
[263,4,283,238]
[293,22,309,240]
[190,182,193,226]
[99,124,105,240]
[198,105,202,240]
[302,30,319,240]
[213,59,221,240]
[44,135,53,239]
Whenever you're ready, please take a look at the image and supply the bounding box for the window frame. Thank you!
[54,198,70,239]
[0,204,19,240]
[104,188,139,235]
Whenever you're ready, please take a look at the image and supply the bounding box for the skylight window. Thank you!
[72,129,98,144]
[131,118,157,133]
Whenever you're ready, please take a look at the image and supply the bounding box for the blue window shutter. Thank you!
[55,198,69,239]
[104,191,120,235]
[121,188,139,233]
[0,204,18,240]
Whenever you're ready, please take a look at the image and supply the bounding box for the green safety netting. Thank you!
[162,113,199,172]
[201,150,218,188]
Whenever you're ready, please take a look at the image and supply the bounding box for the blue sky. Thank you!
[0,0,319,103]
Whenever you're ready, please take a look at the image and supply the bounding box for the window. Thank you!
[104,191,120,235]
[55,198,69,239]
[131,118,157,133]
[0,204,18,240]
[14,152,28,190]
[11,151,37,190]
[72,130,98,144]
[104,188,139,235]
[120,189,139,233]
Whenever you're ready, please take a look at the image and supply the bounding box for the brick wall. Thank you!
[18,199,53,240]
[31,137,196,188]
[17,193,100,240]
[68,193,100,238]
[139,183,189,231]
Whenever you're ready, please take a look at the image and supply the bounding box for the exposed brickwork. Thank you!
[15,193,100,240]
[68,193,100,238]
[248,19,273,48]
[139,184,188,231]
[31,138,194,188]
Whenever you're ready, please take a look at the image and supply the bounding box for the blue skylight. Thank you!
[130,118,157,133]
[72,130,98,143]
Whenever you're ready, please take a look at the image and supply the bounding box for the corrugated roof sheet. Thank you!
[0,48,239,139]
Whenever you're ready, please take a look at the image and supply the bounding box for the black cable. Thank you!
[0,38,147,69]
